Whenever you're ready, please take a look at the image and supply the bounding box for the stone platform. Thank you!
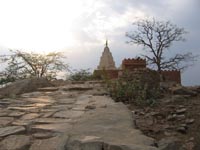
[0,82,158,150]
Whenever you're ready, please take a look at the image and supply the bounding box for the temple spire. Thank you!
[105,40,108,47]
[97,40,116,70]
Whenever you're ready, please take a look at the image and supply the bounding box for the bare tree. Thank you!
[0,50,68,82]
[126,18,195,71]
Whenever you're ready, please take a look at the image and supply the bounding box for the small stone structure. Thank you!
[122,58,146,70]
[161,70,181,84]
[94,41,181,84]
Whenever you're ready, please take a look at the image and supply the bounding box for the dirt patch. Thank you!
[129,91,200,150]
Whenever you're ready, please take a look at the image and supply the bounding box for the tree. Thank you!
[0,50,68,82]
[126,18,195,72]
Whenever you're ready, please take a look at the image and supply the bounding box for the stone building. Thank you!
[94,41,181,84]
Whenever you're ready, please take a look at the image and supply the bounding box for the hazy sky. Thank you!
[0,0,199,85]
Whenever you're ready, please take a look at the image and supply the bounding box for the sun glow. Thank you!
[0,0,146,54]
[0,0,86,53]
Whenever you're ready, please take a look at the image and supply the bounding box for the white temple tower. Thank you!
[97,41,116,70]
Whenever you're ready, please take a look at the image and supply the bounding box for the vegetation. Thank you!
[107,69,160,106]
[126,18,195,71]
[0,77,15,85]
[0,50,68,83]
[69,69,94,81]
[93,69,110,81]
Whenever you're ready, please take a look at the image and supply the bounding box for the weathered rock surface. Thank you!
[170,86,197,96]
[0,117,14,127]
[0,82,158,150]
[29,135,69,150]
[33,132,57,139]
[158,137,184,150]
[0,126,25,137]
[0,135,31,150]
[0,78,53,97]
[53,110,85,118]
[20,113,41,120]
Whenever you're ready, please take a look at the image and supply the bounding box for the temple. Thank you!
[94,41,181,84]
[97,40,116,70]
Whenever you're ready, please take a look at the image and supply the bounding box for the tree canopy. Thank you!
[0,50,68,83]
[126,18,195,71]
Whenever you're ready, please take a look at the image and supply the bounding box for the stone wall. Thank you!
[161,70,181,84]
[93,70,119,79]
[122,58,146,70]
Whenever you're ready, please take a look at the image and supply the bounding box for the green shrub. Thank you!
[107,69,160,106]
[69,69,94,81]
[0,77,15,85]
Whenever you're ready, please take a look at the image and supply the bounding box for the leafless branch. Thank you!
[126,18,194,71]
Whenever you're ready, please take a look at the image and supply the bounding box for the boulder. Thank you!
[158,137,185,150]
[170,86,197,96]
[0,78,54,98]
[187,86,200,94]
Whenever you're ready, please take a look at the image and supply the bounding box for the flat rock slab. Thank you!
[67,96,157,149]
[57,98,76,104]
[35,118,72,124]
[0,112,10,117]
[22,103,49,107]
[33,132,58,139]
[8,106,39,111]
[41,108,59,113]
[37,87,59,92]
[20,113,41,120]
[31,123,73,133]
[21,92,44,98]
[51,105,71,111]
[53,110,85,119]
[0,126,25,137]
[66,139,158,150]
[12,120,34,126]
[8,111,25,117]
[29,135,68,150]
[42,112,56,117]
[26,96,54,103]
[0,117,14,127]
[0,135,31,150]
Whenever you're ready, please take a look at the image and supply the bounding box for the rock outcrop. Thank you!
[0,78,53,98]
[0,82,158,150]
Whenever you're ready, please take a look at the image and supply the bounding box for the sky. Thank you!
[0,0,199,85]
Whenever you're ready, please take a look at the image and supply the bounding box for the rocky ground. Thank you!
[129,86,200,150]
[0,81,159,150]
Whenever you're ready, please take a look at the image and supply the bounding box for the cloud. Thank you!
[0,0,199,85]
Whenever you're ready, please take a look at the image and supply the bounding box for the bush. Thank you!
[107,69,160,106]
[69,69,94,81]
[0,77,16,85]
